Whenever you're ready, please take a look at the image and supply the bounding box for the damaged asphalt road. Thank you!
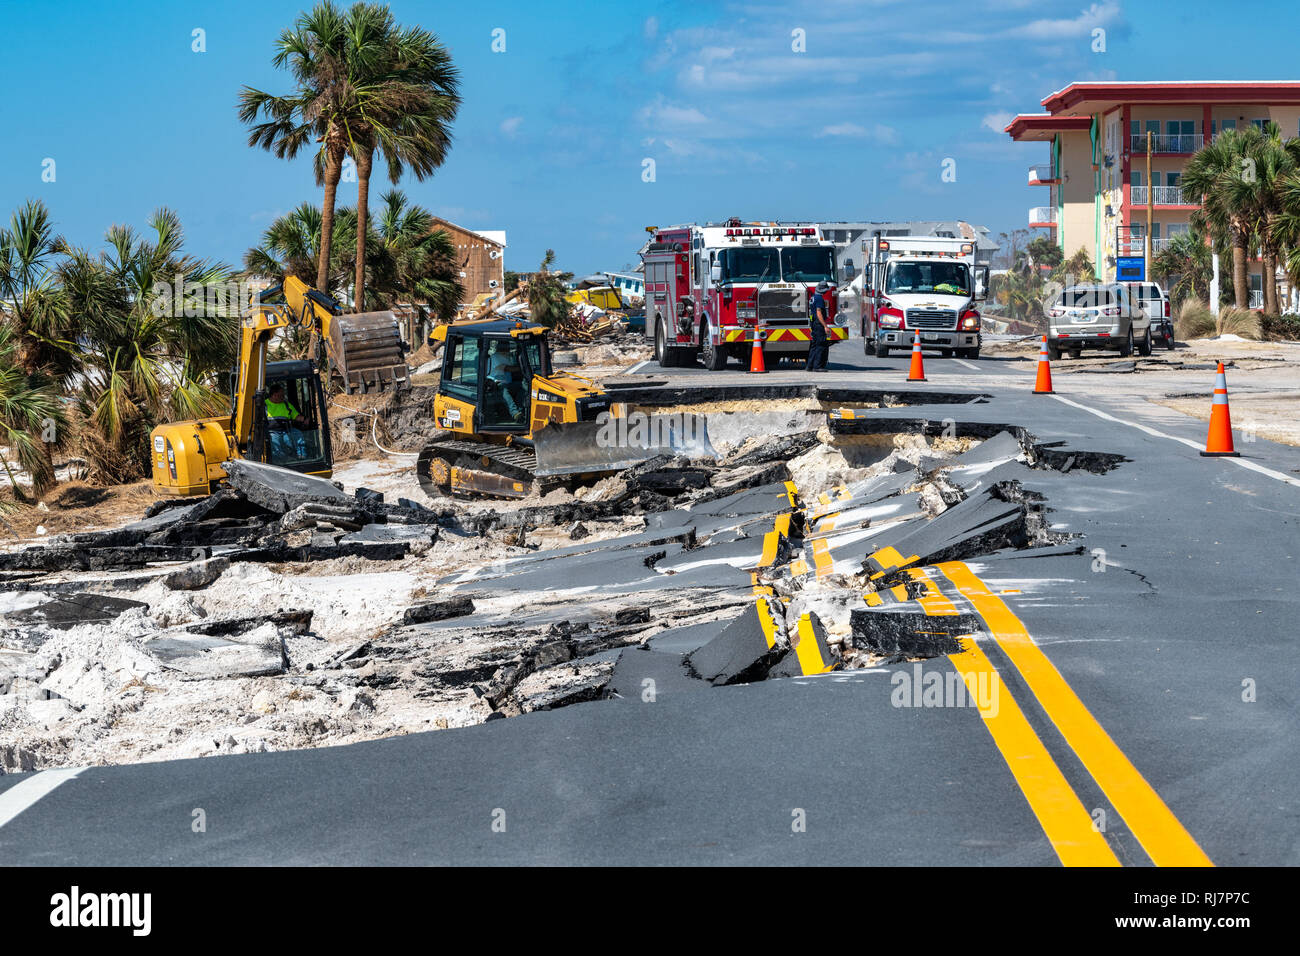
[1,348,1299,865]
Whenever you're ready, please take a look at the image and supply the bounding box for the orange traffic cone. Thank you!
[1200,361,1239,457]
[748,329,767,373]
[1033,335,1055,394]
[906,330,927,382]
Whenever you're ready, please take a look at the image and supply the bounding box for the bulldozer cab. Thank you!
[439,323,550,434]
[246,359,333,475]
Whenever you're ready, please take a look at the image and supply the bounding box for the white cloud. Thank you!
[1010,1,1120,40]
[643,16,658,40]
[981,111,1014,133]
[499,116,523,136]
[638,96,711,130]
[818,122,899,143]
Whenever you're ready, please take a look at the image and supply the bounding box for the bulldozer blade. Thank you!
[532,415,717,478]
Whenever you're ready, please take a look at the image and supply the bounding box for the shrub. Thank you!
[1215,307,1262,340]
[1175,300,1216,339]
[1261,313,1300,342]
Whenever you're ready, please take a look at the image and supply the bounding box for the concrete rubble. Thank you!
[1,386,1113,773]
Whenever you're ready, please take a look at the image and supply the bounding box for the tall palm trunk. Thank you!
[317,143,345,294]
[353,148,374,312]
[1264,250,1279,315]
[1231,223,1249,310]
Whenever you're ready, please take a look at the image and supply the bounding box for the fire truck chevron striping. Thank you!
[641,219,848,370]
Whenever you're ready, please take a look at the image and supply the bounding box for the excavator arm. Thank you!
[256,275,410,395]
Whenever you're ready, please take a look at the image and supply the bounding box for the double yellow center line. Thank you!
[929,562,1212,867]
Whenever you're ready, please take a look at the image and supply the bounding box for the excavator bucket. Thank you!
[532,415,717,478]
[328,310,410,394]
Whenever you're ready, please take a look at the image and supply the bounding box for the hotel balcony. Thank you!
[1130,185,1194,206]
[1130,133,1205,154]
[1028,163,1059,185]
[1029,206,1057,227]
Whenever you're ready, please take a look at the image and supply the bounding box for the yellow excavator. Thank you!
[417,319,713,499]
[149,276,407,496]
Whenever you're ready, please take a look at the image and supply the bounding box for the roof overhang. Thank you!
[1005,114,1093,142]
[1042,82,1300,116]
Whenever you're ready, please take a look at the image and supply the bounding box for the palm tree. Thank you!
[527,250,571,329]
[0,324,65,498]
[1184,127,1265,310]
[245,191,463,324]
[365,189,462,321]
[1152,229,1214,305]
[238,2,351,295]
[340,8,460,312]
[56,210,235,479]
[0,199,70,377]
[1243,122,1295,314]
[244,203,326,286]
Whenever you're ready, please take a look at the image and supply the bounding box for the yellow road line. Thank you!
[792,613,836,675]
[949,638,1121,866]
[811,538,834,578]
[755,598,779,649]
[783,481,799,508]
[906,567,959,616]
[867,545,920,580]
[937,561,1212,867]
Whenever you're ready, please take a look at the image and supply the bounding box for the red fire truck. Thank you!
[640,219,848,369]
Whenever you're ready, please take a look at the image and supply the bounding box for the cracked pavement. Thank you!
[1,339,1298,865]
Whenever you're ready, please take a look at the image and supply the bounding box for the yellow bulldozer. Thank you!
[149,276,407,496]
[417,320,713,499]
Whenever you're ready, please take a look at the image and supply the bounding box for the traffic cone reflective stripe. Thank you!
[907,330,927,382]
[748,329,767,373]
[1200,361,1239,457]
[1033,335,1055,394]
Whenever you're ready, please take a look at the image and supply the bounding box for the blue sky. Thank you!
[1,0,1294,276]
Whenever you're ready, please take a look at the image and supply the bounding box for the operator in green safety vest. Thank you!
[265,383,306,426]
[265,382,307,460]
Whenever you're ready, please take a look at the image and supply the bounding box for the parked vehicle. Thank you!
[858,236,989,359]
[1046,283,1151,359]
[1126,281,1175,350]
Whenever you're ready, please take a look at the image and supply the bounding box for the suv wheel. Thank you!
[1138,328,1153,356]
[1119,328,1134,357]
[1047,342,1062,361]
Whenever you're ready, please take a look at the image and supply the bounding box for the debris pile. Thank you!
[0,460,450,584]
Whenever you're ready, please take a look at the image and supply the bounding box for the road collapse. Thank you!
[0,385,1123,774]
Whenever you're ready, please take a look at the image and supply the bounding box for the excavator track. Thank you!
[416,439,547,500]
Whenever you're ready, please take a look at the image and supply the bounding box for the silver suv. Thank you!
[1046,283,1151,359]
[1125,281,1174,351]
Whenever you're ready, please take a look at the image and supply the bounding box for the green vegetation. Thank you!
[238,1,460,311]
[526,250,571,329]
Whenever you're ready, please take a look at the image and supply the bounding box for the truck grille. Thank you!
[757,289,806,325]
[906,309,957,330]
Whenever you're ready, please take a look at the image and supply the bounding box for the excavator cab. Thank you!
[247,360,333,476]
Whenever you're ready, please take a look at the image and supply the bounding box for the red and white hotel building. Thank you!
[1006,81,1300,305]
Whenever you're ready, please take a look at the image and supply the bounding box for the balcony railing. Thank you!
[1129,185,1192,205]
[1028,163,1057,185]
[1130,133,1204,154]
[1029,206,1057,226]
[1118,236,1173,256]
